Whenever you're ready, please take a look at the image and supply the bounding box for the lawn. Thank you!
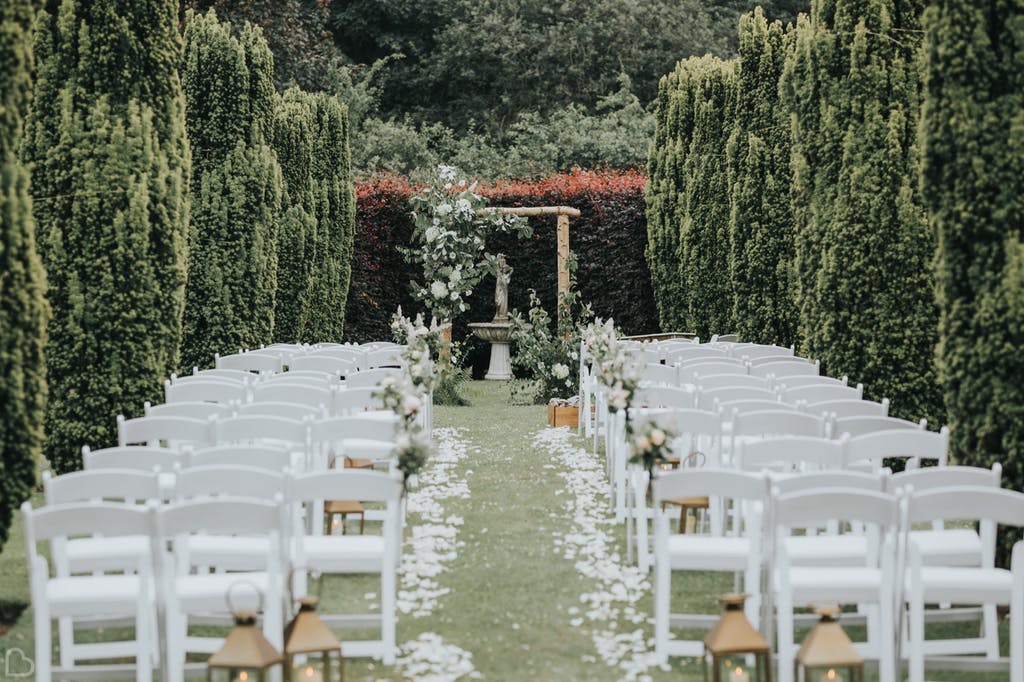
[0,381,1010,681]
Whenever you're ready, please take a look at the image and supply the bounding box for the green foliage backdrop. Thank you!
[921,0,1024,560]
[0,0,49,549]
[24,0,190,473]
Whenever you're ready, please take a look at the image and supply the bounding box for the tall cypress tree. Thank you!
[1,0,49,548]
[23,0,189,472]
[727,9,796,346]
[272,88,318,343]
[179,11,281,369]
[303,92,354,343]
[921,0,1024,561]
[781,0,939,422]
[680,57,736,339]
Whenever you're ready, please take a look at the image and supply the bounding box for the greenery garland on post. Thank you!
[179,11,281,370]
[920,0,1024,562]
[24,0,190,472]
[0,0,50,549]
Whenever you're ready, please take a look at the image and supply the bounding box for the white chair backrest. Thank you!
[258,370,335,387]
[695,373,771,391]
[333,387,387,415]
[844,426,947,468]
[640,363,679,387]
[215,351,283,373]
[307,347,363,364]
[720,399,799,416]
[289,469,403,505]
[805,398,889,419]
[680,361,748,383]
[774,488,899,530]
[890,463,1001,494]
[729,344,795,360]
[632,386,695,410]
[731,409,826,439]
[630,407,721,437]
[236,401,326,421]
[186,368,252,383]
[23,501,150,554]
[747,354,805,368]
[361,348,405,369]
[43,468,161,504]
[736,436,846,472]
[345,368,403,389]
[144,400,233,420]
[750,358,820,379]
[652,468,767,505]
[773,375,849,390]
[188,445,293,471]
[174,465,287,501]
[288,355,358,377]
[699,387,777,412]
[309,415,398,445]
[835,415,927,439]
[778,383,863,405]
[665,346,728,365]
[905,485,1024,531]
[214,415,309,446]
[117,414,214,448]
[165,378,248,405]
[772,469,888,496]
[82,445,185,472]
[711,334,739,343]
[252,382,334,410]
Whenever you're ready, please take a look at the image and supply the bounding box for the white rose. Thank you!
[425,226,440,242]
[404,394,422,415]
[430,281,448,299]
[394,433,412,451]
[650,428,666,447]
[552,363,570,379]
[635,436,651,452]
[450,291,459,301]
[610,388,628,410]
[435,202,453,217]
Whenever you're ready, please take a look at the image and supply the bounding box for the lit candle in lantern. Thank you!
[295,663,322,682]
[822,669,838,681]
[730,665,750,682]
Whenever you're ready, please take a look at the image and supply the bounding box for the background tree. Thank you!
[179,11,281,369]
[23,0,189,473]
[0,0,49,549]
[781,0,939,422]
[921,0,1024,561]
[727,8,796,346]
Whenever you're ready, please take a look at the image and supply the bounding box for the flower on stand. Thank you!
[628,420,677,474]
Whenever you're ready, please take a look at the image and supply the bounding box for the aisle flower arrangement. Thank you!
[403,165,530,321]
[582,318,641,414]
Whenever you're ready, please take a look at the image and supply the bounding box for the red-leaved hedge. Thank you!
[344,169,658,375]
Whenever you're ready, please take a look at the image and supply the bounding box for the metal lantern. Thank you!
[284,597,343,682]
[703,594,773,682]
[796,605,863,682]
[206,611,283,682]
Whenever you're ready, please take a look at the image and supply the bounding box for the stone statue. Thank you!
[494,254,512,321]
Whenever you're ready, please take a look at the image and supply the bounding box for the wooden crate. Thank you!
[547,404,579,428]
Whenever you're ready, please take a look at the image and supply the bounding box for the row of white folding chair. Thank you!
[157,386,389,421]
[216,347,405,375]
[28,468,403,679]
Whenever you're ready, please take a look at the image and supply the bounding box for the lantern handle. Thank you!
[286,565,324,610]
[225,578,264,616]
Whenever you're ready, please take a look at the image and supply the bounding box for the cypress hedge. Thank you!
[24,0,189,472]
[180,11,281,369]
[727,9,796,346]
[646,56,737,339]
[0,0,49,549]
[921,0,1024,561]
[781,0,940,422]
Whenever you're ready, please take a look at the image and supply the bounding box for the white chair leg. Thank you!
[654,554,670,664]
[57,615,74,669]
[879,593,895,682]
[136,602,153,682]
[34,606,51,682]
[908,588,925,682]
[776,586,795,682]
[382,566,397,665]
[1012,542,1024,682]
[982,602,999,659]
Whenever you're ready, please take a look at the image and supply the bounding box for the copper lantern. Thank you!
[703,594,773,682]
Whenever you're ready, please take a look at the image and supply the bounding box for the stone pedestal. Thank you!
[468,321,512,381]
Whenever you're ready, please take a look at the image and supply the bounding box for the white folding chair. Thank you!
[680,361,748,384]
[734,436,845,473]
[288,355,359,378]
[309,415,398,470]
[214,415,310,471]
[902,486,1024,682]
[837,415,929,439]
[773,374,849,390]
[117,414,215,450]
[164,377,248,405]
[696,386,778,412]
[729,343,795,360]
[774,488,900,682]
[695,373,771,391]
[82,445,185,473]
[288,470,402,662]
[151,497,287,682]
[144,400,233,420]
[718,398,798,417]
[252,382,334,412]
[632,385,696,410]
[805,397,890,419]
[346,368,403,389]
[188,444,293,471]
[639,362,680,386]
[651,469,768,661]
[333,387,388,416]
[307,347,363,365]
[23,502,154,681]
[750,358,820,379]
[843,426,942,472]
[214,351,283,373]
[729,409,826,464]
[779,382,864,405]
[361,348,405,369]
[237,401,327,421]
[186,367,253,383]
[664,346,728,366]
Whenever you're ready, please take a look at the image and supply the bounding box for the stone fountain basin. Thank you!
[468,321,511,343]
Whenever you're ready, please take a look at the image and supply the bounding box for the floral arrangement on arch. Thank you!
[403,164,530,321]
[508,253,593,404]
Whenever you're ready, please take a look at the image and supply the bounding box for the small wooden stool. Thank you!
[661,496,710,534]
[323,455,373,534]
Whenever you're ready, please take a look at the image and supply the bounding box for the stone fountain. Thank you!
[469,255,513,380]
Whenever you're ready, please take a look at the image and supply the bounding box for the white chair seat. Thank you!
[187,535,271,571]
[65,535,150,572]
[175,572,270,612]
[908,529,982,566]
[787,567,883,602]
[47,575,143,616]
[300,535,386,572]
[667,536,751,571]
[907,567,1012,604]
[785,535,868,566]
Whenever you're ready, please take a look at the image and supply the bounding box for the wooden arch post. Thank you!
[479,206,581,321]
